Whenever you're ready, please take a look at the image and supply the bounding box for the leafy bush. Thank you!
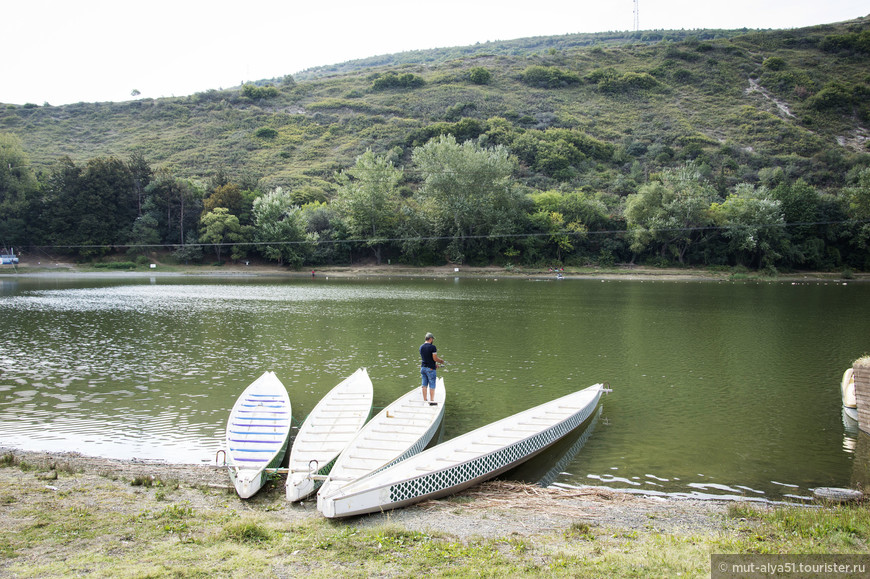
[371,72,425,91]
[241,84,280,99]
[762,57,787,71]
[820,31,870,54]
[584,67,619,84]
[598,72,663,94]
[469,67,492,85]
[520,66,581,88]
[407,118,486,147]
[254,127,278,139]
[806,82,863,114]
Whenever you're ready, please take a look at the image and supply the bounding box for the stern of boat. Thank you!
[287,473,316,502]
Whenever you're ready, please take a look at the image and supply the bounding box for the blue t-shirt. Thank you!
[420,342,437,369]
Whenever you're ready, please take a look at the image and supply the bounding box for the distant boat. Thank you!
[317,379,445,506]
[842,367,858,422]
[0,251,18,265]
[286,368,373,501]
[225,371,292,499]
[319,383,607,518]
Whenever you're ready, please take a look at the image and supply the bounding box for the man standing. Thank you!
[420,332,445,406]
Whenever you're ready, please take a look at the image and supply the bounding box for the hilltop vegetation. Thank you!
[0,16,869,271]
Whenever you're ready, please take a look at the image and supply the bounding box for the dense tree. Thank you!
[128,152,152,216]
[252,187,309,266]
[0,133,39,249]
[843,168,870,267]
[771,179,823,267]
[624,163,718,264]
[41,156,138,257]
[371,71,424,91]
[142,171,203,246]
[199,208,243,262]
[334,150,403,264]
[520,66,581,88]
[301,201,350,265]
[412,135,524,263]
[528,189,617,263]
[709,184,786,269]
[202,183,255,225]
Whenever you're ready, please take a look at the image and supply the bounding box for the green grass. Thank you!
[3,457,870,577]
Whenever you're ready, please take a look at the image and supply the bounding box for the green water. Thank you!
[1,273,867,502]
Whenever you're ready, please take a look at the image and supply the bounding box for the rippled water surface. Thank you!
[1,273,868,502]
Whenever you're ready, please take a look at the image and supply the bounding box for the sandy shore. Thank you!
[2,260,865,283]
[0,447,733,541]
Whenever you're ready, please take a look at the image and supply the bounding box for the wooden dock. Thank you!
[853,357,870,434]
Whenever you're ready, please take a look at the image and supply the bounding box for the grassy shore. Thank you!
[1,451,869,578]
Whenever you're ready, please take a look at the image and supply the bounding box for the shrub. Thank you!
[598,72,662,94]
[820,31,870,54]
[254,127,278,139]
[241,84,279,99]
[469,67,492,85]
[806,82,858,114]
[762,57,787,71]
[371,72,425,91]
[520,66,581,88]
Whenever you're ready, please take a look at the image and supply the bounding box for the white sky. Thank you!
[2,1,867,106]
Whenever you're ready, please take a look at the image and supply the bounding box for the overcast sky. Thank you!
[2,1,867,106]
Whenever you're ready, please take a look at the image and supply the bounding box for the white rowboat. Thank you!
[319,383,606,518]
[286,368,373,501]
[842,367,858,422]
[225,371,292,499]
[317,379,445,507]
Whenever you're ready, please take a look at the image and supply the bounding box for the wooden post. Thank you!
[853,357,870,435]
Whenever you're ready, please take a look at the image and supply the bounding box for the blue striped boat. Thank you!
[225,371,292,498]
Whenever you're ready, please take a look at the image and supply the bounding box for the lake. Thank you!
[1,272,868,503]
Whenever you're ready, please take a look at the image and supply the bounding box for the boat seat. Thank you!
[302,429,360,435]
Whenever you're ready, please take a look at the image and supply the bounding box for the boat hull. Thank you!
[320,383,604,518]
[225,371,292,499]
[843,368,858,409]
[317,380,446,508]
[286,368,373,501]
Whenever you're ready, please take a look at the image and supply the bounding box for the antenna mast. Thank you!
[633,0,640,32]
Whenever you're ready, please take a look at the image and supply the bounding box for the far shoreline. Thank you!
[1,260,866,283]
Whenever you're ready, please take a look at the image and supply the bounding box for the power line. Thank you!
[24,218,870,251]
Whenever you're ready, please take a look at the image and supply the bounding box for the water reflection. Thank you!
[0,275,868,500]
[502,406,602,487]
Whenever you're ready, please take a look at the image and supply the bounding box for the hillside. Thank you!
[1,17,870,273]
[2,17,867,194]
